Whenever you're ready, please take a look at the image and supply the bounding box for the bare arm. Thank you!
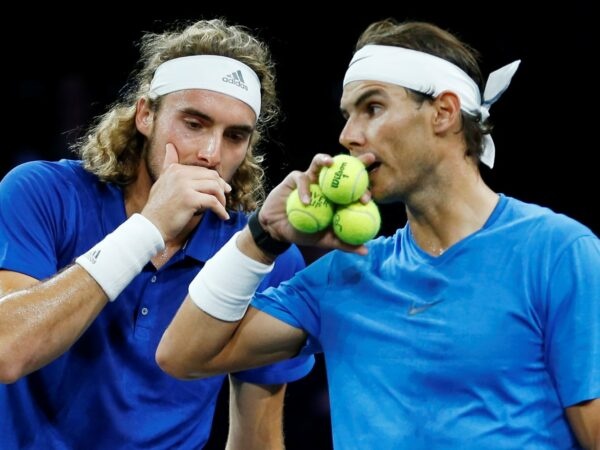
[157,275,307,379]
[0,266,108,383]
[0,143,234,384]
[226,376,287,450]
[566,398,600,449]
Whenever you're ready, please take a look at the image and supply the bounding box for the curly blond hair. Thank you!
[73,19,279,211]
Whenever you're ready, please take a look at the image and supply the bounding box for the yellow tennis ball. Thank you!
[318,154,368,205]
[332,200,381,245]
[286,184,334,233]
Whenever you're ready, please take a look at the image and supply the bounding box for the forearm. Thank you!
[156,298,242,379]
[0,213,164,383]
[566,399,600,449]
[157,229,282,379]
[226,376,286,450]
[0,265,107,382]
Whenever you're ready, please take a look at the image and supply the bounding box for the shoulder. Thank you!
[496,197,599,273]
[0,160,111,231]
[1,159,95,193]
[503,196,596,242]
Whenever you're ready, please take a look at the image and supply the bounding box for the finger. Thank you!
[293,154,334,205]
[356,152,376,167]
[188,179,228,208]
[308,153,334,179]
[194,194,230,221]
[220,177,232,194]
[296,175,313,205]
[284,170,312,205]
[178,165,231,195]
[163,143,179,172]
[216,172,232,194]
[359,190,372,204]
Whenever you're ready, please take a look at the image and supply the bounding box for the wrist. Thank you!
[75,214,165,301]
[189,231,274,321]
[247,207,291,257]
[239,227,278,265]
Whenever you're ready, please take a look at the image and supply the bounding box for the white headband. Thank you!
[149,55,262,118]
[343,45,521,168]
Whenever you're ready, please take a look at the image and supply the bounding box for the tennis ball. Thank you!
[286,184,334,233]
[318,154,368,205]
[332,200,381,245]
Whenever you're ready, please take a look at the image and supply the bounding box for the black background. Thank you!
[4,4,597,448]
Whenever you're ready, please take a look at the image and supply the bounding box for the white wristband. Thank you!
[76,214,165,301]
[189,231,274,321]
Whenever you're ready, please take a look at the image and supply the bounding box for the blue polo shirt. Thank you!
[0,160,314,449]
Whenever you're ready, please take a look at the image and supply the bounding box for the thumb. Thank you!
[163,143,179,171]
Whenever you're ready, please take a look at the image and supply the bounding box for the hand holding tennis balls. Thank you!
[285,154,381,245]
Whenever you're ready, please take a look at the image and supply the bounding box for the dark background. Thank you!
[5,4,597,449]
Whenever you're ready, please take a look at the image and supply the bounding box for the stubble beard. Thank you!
[144,136,161,185]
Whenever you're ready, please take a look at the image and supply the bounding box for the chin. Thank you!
[371,188,401,205]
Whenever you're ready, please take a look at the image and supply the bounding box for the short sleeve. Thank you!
[0,162,68,279]
[251,253,336,357]
[545,235,600,406]
[232,354,315,384]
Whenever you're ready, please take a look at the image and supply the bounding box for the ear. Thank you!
[135,97,153,137]
[432,91,461,134]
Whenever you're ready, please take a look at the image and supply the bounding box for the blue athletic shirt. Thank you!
[0,160,314,450]
[252,194,600,449]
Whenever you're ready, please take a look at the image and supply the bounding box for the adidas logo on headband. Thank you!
[222,70,248,91]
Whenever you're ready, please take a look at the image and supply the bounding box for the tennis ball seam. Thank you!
[286,185,334,233]
[287,210,325,232]
[332,201,381,245]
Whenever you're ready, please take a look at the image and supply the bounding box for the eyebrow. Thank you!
[340,88,385,118]
[180,106,255,134]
